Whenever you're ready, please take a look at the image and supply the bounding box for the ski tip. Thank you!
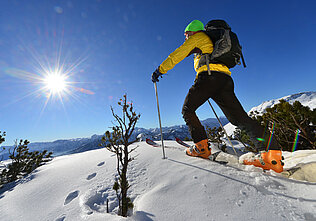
[175,137,191,148]
[146,138,161,147]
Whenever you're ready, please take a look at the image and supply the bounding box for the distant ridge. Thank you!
[1,117,228,160]
[3,92,314,159]
[224,91,316,136]
[249,91,316,115]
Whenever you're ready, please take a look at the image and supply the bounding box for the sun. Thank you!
[43,71,68,95]
[3,37,96,116]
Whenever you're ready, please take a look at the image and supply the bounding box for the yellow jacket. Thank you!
[158,31,231,77]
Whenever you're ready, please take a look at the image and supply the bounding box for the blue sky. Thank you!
[1,0,315,145]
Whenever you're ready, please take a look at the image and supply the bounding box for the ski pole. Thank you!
[154,82,166,159]
[207,100,238,156]
[205,58,238,156]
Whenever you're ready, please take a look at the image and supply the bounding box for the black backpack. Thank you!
[204,20,246,68]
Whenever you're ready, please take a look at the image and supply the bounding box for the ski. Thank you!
[146,138,161,147]
[146,138,189,148]
[175,137,229,164]
[146,137,227,164]
[175,137,190,148]
[146,138,184,151]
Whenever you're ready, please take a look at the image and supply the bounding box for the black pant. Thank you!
[182,71,280,151]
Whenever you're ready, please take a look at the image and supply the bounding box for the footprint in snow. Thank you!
[86,173,97,180]
[55,215,66,221]
[97,161,105,167]
[236,200,244,207]
[64,190,80,205]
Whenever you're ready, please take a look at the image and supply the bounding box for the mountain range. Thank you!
[1,118,229,160]
[1,91,315,160]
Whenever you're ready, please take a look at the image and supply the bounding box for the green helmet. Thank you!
[184,20,204,32]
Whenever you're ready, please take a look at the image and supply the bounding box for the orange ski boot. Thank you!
[243,150,284,173]
[186,139,211,159]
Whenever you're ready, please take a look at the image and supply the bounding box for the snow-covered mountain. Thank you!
[249,91,316,115]
[135,117,228,141]
[1,135,103,160]
[0,118,228,160]
[1,92,314,160]
[224,91,316,136]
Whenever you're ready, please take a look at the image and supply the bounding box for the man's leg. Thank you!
[211,75,283,172]
[211,77,280,151]
[182,82,211,159]
[182,72,229,143]
[182,72,234,159]
[182,78,210,143]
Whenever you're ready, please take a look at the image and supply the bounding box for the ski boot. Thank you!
[186,139,211,159]
[243,150,284,173]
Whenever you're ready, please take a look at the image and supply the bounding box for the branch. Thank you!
[290,113,307,137]
[111,107,125,135]
[289,113,314,146]
[128,145,138,154]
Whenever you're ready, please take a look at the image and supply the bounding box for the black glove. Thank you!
[151,67,163,83]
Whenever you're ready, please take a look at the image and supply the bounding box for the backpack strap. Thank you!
[197,53,220,69]
[205,54,212,75]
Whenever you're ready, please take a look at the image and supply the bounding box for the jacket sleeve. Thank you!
[159,36,198,74]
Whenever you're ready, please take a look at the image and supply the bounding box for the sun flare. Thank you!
[43,72,68,94]
[3,44,95,112]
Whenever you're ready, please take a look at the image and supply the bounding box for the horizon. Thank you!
[2,115,230,146]
[1,1,316,146]
[3,88,315,146]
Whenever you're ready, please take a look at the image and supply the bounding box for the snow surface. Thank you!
[1,141,316,221]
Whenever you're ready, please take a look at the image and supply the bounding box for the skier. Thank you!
[151,20,284,173]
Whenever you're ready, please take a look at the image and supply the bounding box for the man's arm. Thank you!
[159,36,198,74]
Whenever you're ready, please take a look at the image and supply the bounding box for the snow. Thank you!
[249,91,316,114]
[224,91,316,136]
[1,141,316,221]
